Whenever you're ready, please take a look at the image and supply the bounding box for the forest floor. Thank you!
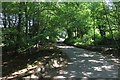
[2,43,69,79]
[2,43,120,79]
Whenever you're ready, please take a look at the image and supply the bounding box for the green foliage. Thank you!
[2,2,120,53]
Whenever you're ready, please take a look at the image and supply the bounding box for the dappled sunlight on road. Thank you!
[77,53,94,57]
[51,44,119,78]
[57,45,74,49]
[53,75,66,79]
[18,44,119,79]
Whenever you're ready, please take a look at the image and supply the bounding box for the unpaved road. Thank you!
[45,44,119,79]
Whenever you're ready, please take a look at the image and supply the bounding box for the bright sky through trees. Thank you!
[104,0,114,9]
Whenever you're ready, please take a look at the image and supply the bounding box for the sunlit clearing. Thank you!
[58,38,65,42]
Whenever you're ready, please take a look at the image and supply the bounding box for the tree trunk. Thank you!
[103,3,119,49]
[16,2,22,50]
[25,2,28,45]
[102,3,113,39]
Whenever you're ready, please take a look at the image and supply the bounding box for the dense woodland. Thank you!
[1,2,120,78]
[2,2,120,52]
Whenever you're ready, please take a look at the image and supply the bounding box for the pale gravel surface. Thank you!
[45,44,119,79]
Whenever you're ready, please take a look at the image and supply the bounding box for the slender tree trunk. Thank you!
[102,3,113,39]
[103,3,119,49]
[24,2,28,45]
[7,15,11,28]
[93,18,96,45]
[67,28,73,39]
[16,2,22,50]
[91,10,96,45]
